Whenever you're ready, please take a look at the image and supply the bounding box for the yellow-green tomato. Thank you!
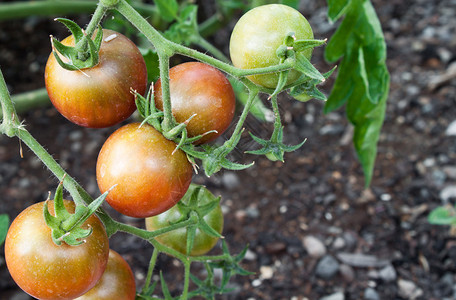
[229,4,314,88]
[76,250,136,300]
[145,184,223,256]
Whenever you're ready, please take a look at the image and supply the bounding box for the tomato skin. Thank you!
[75,250,136,300]
[45,29,147,128]
[154,62,236,144]
[145,184,223,256]
[5,200,109,300]
[229,4,314,88]
[96,122,193,218]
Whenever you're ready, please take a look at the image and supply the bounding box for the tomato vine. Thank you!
[0,0,391,299]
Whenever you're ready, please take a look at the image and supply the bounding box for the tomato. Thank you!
[96,122,193,218]
[145,184,223,256]
[76,249,136,300]
[229,4,314,88]
[154,62,236,144]
[5,200,109,300]
[45,29,147,128]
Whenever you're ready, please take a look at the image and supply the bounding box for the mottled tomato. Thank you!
[229,4,314,88]
[145,184,223,256]
[5,200,109,300]
[154,62,236,144]
[45,29,147,128]
[96,122,193,218]
[76,250,136,300]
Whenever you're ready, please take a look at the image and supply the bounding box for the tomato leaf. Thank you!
[140,48,160,83]
[324,0,390,186]
[324,0,362,63]
[154,0,179,22]
[0,214,9,246]
[327,0,351,22]
[428,206,456,225]
[163,5,199,46]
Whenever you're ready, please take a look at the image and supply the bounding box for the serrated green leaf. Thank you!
[324,0,362,63]
[428,206,456,225]
[0,214,9,245]
[325,0,390,186]
[155,0,178,22]
[327,0,351,22]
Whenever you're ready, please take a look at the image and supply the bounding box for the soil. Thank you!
[1,0,456,299]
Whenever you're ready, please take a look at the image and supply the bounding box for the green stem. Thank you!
[270,95,281,142]
[182,262,191,300]
[0,69,16,137]
[194,35,230,64]
[5,88,50,117]
[0,0,158,22]
[74,3,107,58]
[84,3,107,38]
[157,53,175,132]
[115,0,170,49]
[143,248,159,291]
[225,89,258,149]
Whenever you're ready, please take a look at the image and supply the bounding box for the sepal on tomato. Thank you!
[289,66,336,102]
[246,129,306,162]
[43,177,110,246]
[51,18,103,71]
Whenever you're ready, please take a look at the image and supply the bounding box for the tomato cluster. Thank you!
[5,3,316,298]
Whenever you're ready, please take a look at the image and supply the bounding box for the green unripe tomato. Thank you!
[145,184,223,256]
[229,4,314,88]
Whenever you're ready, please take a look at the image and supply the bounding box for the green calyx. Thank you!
[51,18,103,71]
[271,32,328,100]
[43,177,109,246]
[289,67,337,102]
[173,184,223,255]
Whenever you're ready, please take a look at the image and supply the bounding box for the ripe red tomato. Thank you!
[96,122,193,218]
[229,4,314,88]
[5,200,109,300]
[154,62,236,144]
[76,249,136,300]
[145,184,223,256]
[45,29,147,128]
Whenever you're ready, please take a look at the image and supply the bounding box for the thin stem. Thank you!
[2,88,50,118]
[0,69,16,136]
[270,95,281,142]
[143,248,159,291]
[0,0,158,22]
[84,3,107,38]
[17,130,86,205]
[182,261,191,300]
[74,3,107,59]
[194,35,230,64]
[157,53,175,131]
[115,0,170,50]
[225,89,258,148]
